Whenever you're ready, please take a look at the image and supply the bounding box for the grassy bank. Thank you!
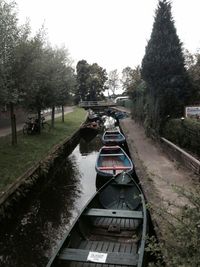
[0,107,87,193]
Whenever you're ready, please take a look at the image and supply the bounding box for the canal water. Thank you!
[0,134,103,267]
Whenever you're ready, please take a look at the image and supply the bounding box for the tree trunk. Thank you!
[61,105,64,123]
[10,102,17,145]
[51,106,55,128]
[37,109,41,134]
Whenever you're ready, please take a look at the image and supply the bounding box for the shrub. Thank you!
[147,185,200,266]
[163,118,200,157]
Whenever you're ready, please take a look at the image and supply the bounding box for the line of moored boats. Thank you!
[47,110,148,267]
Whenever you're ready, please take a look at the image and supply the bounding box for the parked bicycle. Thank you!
[23,115,50,135]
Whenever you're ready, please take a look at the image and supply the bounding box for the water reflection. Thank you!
[0,134,102,267]
[79,135,102,155]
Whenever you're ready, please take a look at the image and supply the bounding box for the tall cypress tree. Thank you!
[141,0,189,132]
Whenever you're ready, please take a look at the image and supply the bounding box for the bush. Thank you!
[147,185,200,266]
[163,118,200,157]
[131,82,146,123]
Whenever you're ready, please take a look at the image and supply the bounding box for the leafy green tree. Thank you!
[51,47,76,125]
[58,66,76,122]
[184,49,196,70]
[121,66,142,97]
[76,60,107,102]
[185,51,200,103]
[141,0,190,132]
[121,67,134,93]
[107,69,119,97]
[20,29,58,132]
[87,63,107,101]
[76,60,90,102]
[0,0,25,145]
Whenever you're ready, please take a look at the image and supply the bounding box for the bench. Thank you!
[83,208,143,219]
[59,248,138,266]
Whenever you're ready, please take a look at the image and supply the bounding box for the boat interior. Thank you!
[55,175,144,267]
[98,147,132,176]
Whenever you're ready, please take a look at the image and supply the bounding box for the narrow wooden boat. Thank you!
[103,116,117,130]
[80,121,100,138]
[88,109,100,122]
[81,121,100,131]
[46,172,147,267]
[102,129,126,145]
[95,145,133,177]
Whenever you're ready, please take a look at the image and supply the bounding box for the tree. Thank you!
[76,60,107,102]
[20,29,58,132]
[76,60,90,102]
[87,63,107,101]
[0,0,23,145]
[185,51,200,103]
[43,46,73,127]
[107,69,119,97]
[121,66,142,97]
[141,0,190,132]
[121,66,134,92]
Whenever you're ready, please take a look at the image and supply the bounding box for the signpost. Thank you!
[185,106,200,119]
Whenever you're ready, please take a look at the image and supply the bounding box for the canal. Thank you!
[0,134,103,267]
[0,128,157,267]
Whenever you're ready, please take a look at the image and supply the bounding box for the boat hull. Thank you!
[95,145,134,177]
[47,172,147,267]
[102,130,126,145]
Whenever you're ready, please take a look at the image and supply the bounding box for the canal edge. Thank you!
[0,129,82,221]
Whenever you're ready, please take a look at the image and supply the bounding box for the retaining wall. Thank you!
[0,130,81,221]
[160,137,200,176]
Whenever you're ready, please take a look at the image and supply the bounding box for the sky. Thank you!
[15,0,200,74]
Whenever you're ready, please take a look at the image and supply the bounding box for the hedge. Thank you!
[163,118,200,157]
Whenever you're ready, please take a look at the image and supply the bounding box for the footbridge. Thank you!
[79,100,117,111]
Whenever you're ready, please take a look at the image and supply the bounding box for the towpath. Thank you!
[0,106,74,137]
[120,111,198,238]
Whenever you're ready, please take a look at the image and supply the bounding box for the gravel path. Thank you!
[120,116,198,237]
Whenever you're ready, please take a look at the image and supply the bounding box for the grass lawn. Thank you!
[0,107,87,193]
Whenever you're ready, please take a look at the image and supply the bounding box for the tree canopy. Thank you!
[141,0,190,131]
[0,0,76,143]
[76,60,107,102]
[107,69,119,97]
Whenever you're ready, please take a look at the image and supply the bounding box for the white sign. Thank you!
[185,106,200,118]
[87,251,108,263]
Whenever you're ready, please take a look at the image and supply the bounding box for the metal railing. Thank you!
[79,100,116,107]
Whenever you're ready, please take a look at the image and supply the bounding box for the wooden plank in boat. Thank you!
[98,166,131,170]
[59,248,138,266]
[84,208,143,219]
[100,153,124,156]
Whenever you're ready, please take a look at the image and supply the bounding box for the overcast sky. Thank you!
[15,0,200,73]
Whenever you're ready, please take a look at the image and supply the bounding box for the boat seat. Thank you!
[98,166,130,170]
[105,134,120,136]
[83,208,143,219]
[100,153,124,156]
[59,248,138,266]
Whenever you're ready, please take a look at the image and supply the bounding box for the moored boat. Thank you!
[102,129,126,145]
[103,116,117,130]
[88,109,100,122]
[81,121,100,131]
[95,145,133,177]
[80,121,100,138]
[46,172,148,267]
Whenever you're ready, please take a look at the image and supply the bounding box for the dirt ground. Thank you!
[120,116,198,238]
